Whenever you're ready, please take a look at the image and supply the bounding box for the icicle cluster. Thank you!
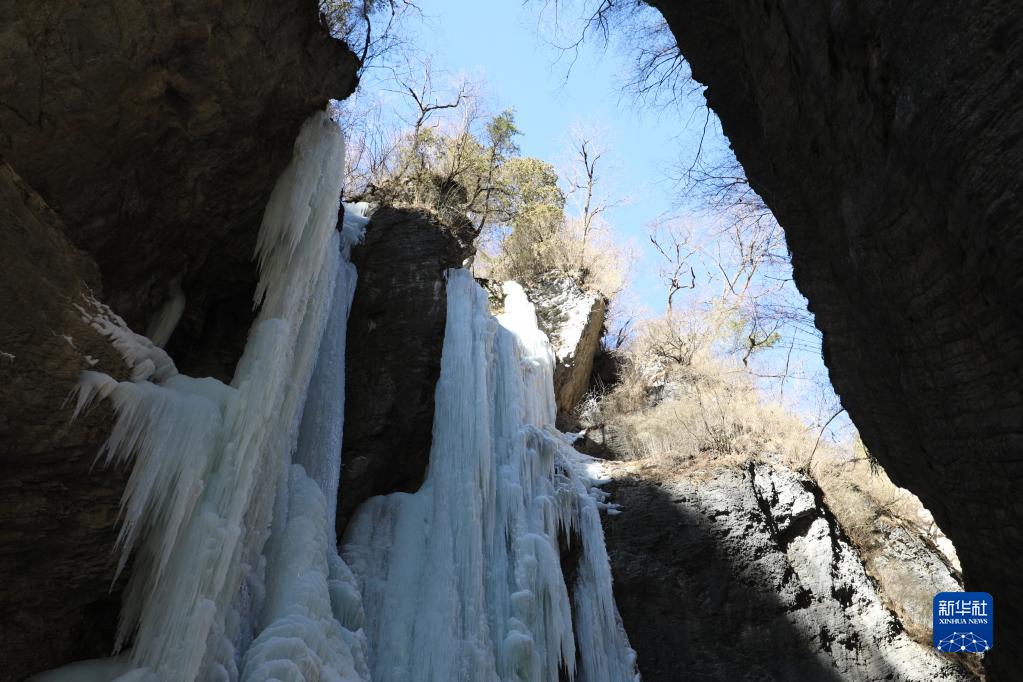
[44,112,370,682]
[343,270,638,682]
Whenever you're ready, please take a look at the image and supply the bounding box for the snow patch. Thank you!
[526,277,601,363]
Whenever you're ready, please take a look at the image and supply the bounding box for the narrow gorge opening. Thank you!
[2,1,1016,681]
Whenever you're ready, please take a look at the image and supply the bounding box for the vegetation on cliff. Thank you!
[339,63,632,301]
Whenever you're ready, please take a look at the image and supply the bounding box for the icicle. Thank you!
[344,269,637,682]
[145,277,186,347]
[75,298,178,383]
[240,236,369,682]
[341,201,373,242]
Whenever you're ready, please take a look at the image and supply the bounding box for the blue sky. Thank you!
[351,0,849,431]
[392,0,715,316]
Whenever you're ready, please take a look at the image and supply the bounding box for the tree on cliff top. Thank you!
[340,62,632,299]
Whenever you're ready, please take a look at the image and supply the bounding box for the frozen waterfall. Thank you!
[343,271,638,682]
[39,112,369,682]
[38,112,636,682]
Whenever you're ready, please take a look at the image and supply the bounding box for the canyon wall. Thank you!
[0,161,131,678]
[0,2,358,678]
[602,460,974,681]
[646,2,1023,675]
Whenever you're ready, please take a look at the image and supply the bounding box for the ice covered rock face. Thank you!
[343,272,637,682]
[602,462,975,681]
[522,276,607,428]
[1,5,359,674]
[34,116,636,682]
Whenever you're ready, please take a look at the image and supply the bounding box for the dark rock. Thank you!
[0,0,359,379]
[645,2,1023,675]
[0,163,131,681]
[589,346,622,395]
[338,206,475,536]
[601,461,974,681]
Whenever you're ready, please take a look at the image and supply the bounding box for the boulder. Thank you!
[526,276,607,428]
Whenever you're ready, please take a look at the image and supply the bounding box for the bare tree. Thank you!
[568,135,607,268]
[562,127,627,284]
[388,59,471,204]
[648,220,697,311]
[340,56,484,205]
[321,1,423,70]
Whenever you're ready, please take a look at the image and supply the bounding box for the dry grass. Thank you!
[582,311,813,474]
[580,310,961,571]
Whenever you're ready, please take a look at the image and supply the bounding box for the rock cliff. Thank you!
[0,2,358,678]
[600,459,975,681]
[0,162,132,678]
[645,2,1023,674]
[525,276,607,429]
[339,206,475,534]
[0,0,358,377]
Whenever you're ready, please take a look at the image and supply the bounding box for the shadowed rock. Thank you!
[338,206,474,536]
[0,163,131,680]
[0,0,359,379]
[644,3,1023,675]
[602,462,974,681]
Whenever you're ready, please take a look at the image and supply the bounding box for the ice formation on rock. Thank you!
[42,112,370,682]
[39,112,634,682]
[144,277,186,348]
[343,270,638,682]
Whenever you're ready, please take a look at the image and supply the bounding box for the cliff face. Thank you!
[0,163,132,677]
[0,2,358,678]
[646,2,1023,674]
[0,0,358,377]
[339,207,475,535]
[526,277,607,429]
[601,460,974,682]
